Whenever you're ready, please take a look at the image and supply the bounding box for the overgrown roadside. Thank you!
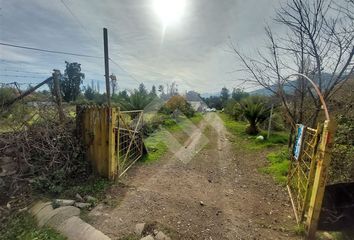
[219,112,290,185]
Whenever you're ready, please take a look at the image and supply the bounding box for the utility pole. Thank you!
[103,27,111,107]
[52,69,65,122]
[267,104,274,139]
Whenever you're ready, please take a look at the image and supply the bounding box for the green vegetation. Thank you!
[0,212,66,240]
[238,96,270,135]
[160,95,195,118]
[143,113,203,163]
[261,148,290,185]
[219,112,288,150]
[143,130,169,163]
[60,177,111,201]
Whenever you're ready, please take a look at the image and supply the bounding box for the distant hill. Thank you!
[200,92,220,98]
[249,72,336,96]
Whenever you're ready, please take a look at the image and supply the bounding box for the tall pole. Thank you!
[267,104,274,139]
[103,28,111,107]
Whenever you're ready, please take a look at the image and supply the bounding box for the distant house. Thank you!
[185,91,207,112]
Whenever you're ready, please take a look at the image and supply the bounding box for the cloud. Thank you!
[0,0,282,92]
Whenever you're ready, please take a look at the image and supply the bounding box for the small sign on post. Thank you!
[293,124,305,160]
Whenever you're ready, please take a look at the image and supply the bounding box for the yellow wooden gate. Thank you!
[287,120,336,239]
[287,124,321,223]
[76,106,146,180]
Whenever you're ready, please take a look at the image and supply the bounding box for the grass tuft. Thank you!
[0,212,66,240]
[261,148,290,185]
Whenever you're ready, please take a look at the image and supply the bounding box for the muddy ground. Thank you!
[88,113,301,240]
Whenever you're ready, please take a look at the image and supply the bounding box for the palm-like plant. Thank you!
[239,96,270,135]
[119,90,155,111]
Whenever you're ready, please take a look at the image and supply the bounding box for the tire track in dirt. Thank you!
[88,113,301,240]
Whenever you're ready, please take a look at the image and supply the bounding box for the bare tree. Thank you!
[231,0,354,127]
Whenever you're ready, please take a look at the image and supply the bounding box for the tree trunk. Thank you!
[246,121,259,135]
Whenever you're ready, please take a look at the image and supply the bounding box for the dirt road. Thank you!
[89,113,301,240]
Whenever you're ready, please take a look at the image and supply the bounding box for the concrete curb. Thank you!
[30,201,111,240]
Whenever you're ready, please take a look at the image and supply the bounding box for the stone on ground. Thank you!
[75,202,91,209]
[140,235,154,240]
[53,199,75,207]
[75,193,84,202]
[155,231,171,240]
[30,201,111,240]
[58,216,110,240]
[135,223,145,236]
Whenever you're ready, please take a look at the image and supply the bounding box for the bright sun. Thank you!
[153,0,186,27]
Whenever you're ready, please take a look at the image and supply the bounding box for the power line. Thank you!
[59,0,101,48]
[1,69,50,75]
[109,57,141,84]
[0,42,103,59]
[0,74,45,79]
[0,81,37,85]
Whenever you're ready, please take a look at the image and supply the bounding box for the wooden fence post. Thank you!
[108,107,117,180]
[306,120,336,239]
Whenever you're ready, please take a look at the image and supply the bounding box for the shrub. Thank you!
[161,95,195,118]
[239,96,270,135]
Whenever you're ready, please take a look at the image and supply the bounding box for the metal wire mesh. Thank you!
[115,110,144,177]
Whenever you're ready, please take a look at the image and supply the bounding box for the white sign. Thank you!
[294,124,305,160]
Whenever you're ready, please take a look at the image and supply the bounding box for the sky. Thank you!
[0,0,284,94]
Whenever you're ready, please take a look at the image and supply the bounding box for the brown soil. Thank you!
[89,113,302,240]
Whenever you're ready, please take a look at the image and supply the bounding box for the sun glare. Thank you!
[153,0,186,27]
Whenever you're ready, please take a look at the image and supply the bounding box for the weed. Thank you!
[60,177,111,201]
[293,224,305,236]
[261,148,290,185]
[0,212,65,240]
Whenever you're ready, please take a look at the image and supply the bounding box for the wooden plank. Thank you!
[301,124,321,221]
[306,120,336,239]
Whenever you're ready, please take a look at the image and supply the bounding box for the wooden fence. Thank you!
[76,106,145,179]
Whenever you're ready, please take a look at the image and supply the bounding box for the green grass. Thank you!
[0,212,66,240]
[142,113,203,163]
[261,148,290,185]
[142,130,169,163]
[218,112,288,150]
[60,177,111,201]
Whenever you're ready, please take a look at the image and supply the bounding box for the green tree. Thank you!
[231,88,249,101]
[84,86,95,100]
[239,96,270,135]
[120,89,153,110]
[220,87,229,106]
[150,85,157,97]
[138,83,148,95]
[203,96,223,110]
[61,61,85,102]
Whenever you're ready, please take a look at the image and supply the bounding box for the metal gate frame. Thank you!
[287,123,321,223]
[115,110,145,177]
[287,120,336,239]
